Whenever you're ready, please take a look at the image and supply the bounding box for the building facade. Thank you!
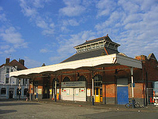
[0,58,29,99]
[10,35,158,105]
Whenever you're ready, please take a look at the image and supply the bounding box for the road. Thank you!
[0,100,158,119]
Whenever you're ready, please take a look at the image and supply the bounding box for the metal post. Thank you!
[131,67,135,108]
[55,80,57,102]
[92,78,94,105]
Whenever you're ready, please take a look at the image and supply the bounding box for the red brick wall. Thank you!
[128,83,145,98]
[106,84,116,98]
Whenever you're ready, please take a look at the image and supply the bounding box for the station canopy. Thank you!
[10,54,142,78]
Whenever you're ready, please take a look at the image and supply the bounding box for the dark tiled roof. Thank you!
[0,59,27,70]
[148,53,157,60]
[62,47,119,63]
[105,47,119,54]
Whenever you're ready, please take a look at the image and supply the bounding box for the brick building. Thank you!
[10,35,158,105]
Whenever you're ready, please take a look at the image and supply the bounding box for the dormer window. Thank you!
[91,44,95,49]
[100,43,104,47]
[96,44,99,48]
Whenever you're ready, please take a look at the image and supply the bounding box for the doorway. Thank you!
[95,87,102,102]
[9,91,13,99]
[117,78,129,104]
[94,74,102,103]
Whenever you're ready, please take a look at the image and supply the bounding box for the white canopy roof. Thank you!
[10,54,142,78]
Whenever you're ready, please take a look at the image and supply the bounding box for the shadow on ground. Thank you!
[0,102,40,106]
[0,109,17,114]
[79,111,158,119]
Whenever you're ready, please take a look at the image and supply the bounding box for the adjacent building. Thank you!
[0,58,29,99]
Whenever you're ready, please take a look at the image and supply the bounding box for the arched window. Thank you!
[94,74,102,87]
[63,77,70,82]
[1,88,6,94]
[78,75,86,81]
[52,78,59,88]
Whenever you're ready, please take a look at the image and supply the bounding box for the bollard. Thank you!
[55,94,56,102]
[92,96,94,106]
[132,98,135,108]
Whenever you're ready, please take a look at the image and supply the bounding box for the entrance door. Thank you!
[95,88,100,102]
[117,86,128,104]
[117,78,128,105]
[9,91,13,98]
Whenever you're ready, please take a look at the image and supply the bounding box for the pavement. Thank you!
[1,99,158,119]
[30,99,158,112]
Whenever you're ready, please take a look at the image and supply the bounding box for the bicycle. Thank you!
[125,100,140,108]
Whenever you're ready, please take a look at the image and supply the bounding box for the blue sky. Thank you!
[0,0,158,68]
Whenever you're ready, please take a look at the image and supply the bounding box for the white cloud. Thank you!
[63,19,79,26]
[19,0,55,36]
[0,7,7,22]
[0,27,24,44]
[33,0,45,8]
[59,0,86,17]
[0,27,28,54]
[94,0,158,59]
[118,0,140,13]
[96,0,116,17]
[49,30,96,63]
[40,48,49,53]
[20,0,37,17]
[24,56,42,68]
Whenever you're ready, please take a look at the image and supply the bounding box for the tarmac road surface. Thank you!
[0,100,158,119]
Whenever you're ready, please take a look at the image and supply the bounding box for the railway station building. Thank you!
[10,35,158,105]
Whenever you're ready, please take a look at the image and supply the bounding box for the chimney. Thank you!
[19,59,25,66]
[42,63,46,66]
[6,58,10,64]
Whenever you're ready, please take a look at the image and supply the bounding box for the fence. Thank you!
[146,88,158,105]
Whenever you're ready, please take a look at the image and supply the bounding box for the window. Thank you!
[63,77,70,82]
[6,68,9,73]
[87,46,91,51]
[96,44,99,48]
[23,79,28,85]
[94,74,102,87]
[1,88,6,94]
[91,45,95,49]
[78,75,86,81]
[11,68,13,72]
[6,78,9,83]
[100,43,104,47]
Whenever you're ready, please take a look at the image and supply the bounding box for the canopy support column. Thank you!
[131,67,135,108]
[92,71,94,105]
[55,80,57,102]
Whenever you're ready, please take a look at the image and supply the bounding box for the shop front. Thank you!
[61,81,86,101]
